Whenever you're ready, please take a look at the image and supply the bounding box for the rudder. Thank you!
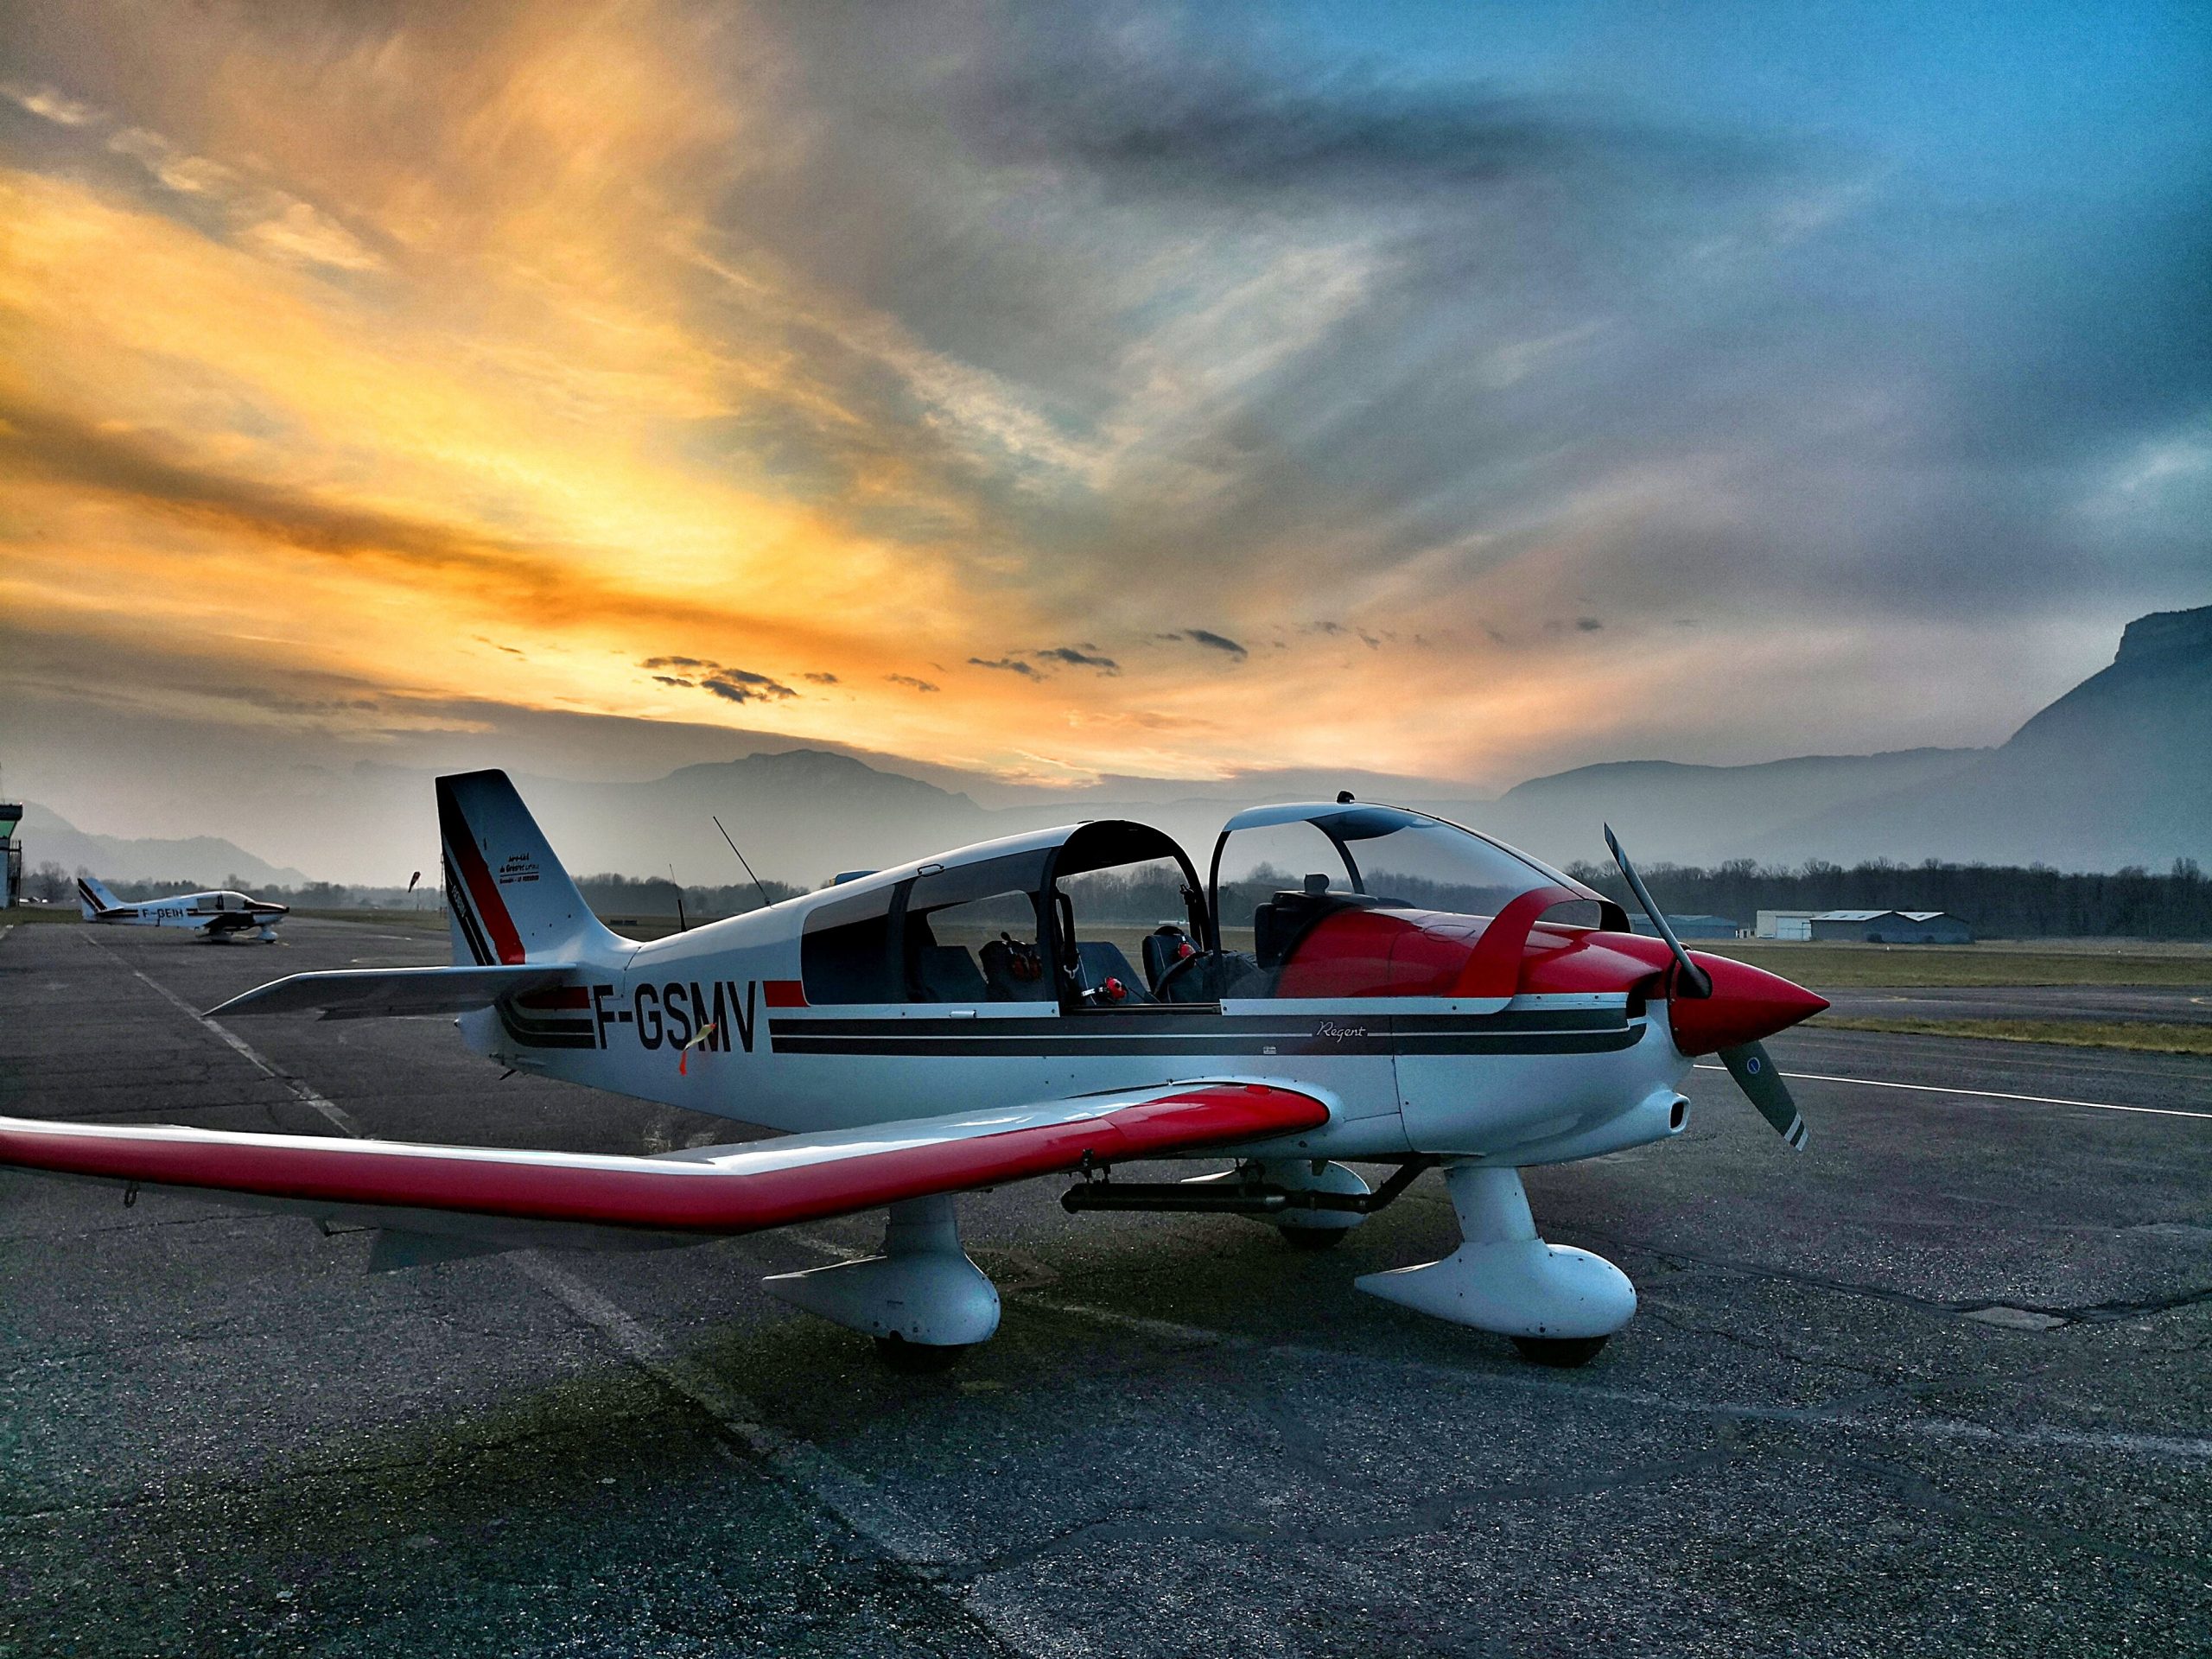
[437,771,622,964]
[77,874,120,919]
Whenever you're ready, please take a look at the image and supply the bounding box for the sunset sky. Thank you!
[3,2,2207,850]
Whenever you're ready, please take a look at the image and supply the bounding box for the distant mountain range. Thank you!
[1758,605,2211,870]
[1463,747,1987,869]
[12,802,311,890]
[19,606,2205,888]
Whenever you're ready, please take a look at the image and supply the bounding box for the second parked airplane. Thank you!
[78,874,289,942]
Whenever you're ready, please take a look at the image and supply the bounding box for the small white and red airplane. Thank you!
[77,874,289,943]
[4,772,1825,1370]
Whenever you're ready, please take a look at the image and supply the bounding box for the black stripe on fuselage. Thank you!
[764,1007,1641,1059]
[772,1008,1625,1037]
[766,1032,1642,1058]
[495,1002,595,1049]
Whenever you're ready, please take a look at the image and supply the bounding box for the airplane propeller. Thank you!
[1605,823,1810,1154]
[1718,1040,1809,1151]
[1602,823,1710,998]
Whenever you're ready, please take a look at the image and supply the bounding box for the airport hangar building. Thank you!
[1757,909,1974,944]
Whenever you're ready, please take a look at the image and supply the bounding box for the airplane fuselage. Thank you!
[455,897,1700,1168]
[79,878,289,939]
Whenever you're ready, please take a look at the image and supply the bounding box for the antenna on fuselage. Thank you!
[669,864,689,932]
[712,814,775,913]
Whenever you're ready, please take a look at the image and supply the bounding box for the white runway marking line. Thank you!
[91,944,1052,1654]
[1018,1297,2212,1465]
[508,1252,967,1571]
[89,937,365,1136]
[1694,1062,2212,1122]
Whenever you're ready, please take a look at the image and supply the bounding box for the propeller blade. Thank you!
[1719,1041,1809,1152]
[1603,823,1712,998]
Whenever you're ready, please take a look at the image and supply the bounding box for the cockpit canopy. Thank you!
[1205,804,1624,1001]
[798,821,1205,1008]
[191,890,264,912]
[797,805,1624,1009]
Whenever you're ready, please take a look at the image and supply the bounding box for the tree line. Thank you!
[575,872,805,919]
[983,858,2212,940]
[33,855,2211,939]
[24,863,427,909]
[1561,857,2212,940]
[22,863,804,919]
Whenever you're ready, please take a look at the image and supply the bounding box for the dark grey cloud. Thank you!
[885,673,940,693]
[1034,645,1120,674]
[638,657,796,703]
[968,656,1041,678]
[700,671,796,703]
[970,57,1778,207]
[804,671,840,684]
[1157,629,1248,661]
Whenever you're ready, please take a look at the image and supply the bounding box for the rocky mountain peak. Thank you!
[2113,604,2212,669]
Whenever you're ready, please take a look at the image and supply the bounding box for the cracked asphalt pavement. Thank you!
[3,918,2209,1657]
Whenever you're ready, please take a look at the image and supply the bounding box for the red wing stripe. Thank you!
[0,1085,1327,1236]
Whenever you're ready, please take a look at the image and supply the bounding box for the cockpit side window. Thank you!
[904,853,1052,1003]
[1054,855,1198,1006]
[1211,822,1360,970]
[1042,823,1209,1010]
[800,884,904,1004]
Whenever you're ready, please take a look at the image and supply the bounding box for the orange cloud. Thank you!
[0,3,1678,795]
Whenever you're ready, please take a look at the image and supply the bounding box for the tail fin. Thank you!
[436,771,622,964]
[77,874,120,919]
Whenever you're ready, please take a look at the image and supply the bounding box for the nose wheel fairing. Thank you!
[1355,1162,1637,1343]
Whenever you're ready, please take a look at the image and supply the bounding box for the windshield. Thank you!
[1214,806,1569,913]
[1201,805,1605,1001]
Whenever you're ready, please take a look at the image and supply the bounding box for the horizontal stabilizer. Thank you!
[207,964,577,1020]
[0,1081,1333,1245]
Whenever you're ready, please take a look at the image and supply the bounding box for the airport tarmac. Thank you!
[3,918,2209,1658]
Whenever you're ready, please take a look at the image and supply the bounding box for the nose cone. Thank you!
[1665,952,1828,1055]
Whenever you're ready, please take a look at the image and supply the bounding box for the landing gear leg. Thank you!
[1176,1158,1372,1246]
[762,1194,999,1369]
[1260,1159,1369,1249]
[1354,1162,1633,1363]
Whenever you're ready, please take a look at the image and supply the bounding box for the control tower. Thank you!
[0,800,20,909]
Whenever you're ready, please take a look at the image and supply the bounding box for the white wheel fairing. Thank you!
[1355,1163,1637,1340]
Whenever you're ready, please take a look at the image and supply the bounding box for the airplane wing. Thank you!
[0,1081,1331,1255]
[207,964,577,1020]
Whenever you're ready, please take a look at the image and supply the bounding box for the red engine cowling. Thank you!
[1273,905,1826,1052]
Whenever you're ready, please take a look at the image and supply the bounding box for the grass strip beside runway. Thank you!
[1814,1014,2212,1056]
[1706,941,2212,988]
